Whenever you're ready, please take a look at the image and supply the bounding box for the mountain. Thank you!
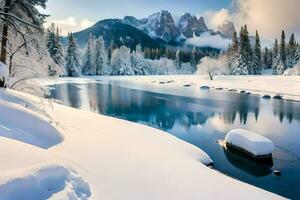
[140,10,181,42]
[72,19,162,49]
[69,10,233,51]
[217,21,236,39]
[178,13,208,38]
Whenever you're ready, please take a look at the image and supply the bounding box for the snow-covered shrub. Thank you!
[197,56,230,78]
[283,63,300,76]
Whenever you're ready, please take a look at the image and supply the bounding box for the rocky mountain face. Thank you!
[141,10,181,42]
[122,11,210,42]
[217,20,236,39]
[178,13,208,38]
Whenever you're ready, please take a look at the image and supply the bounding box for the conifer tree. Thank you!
[65,33,81,77]
[253,31,262,75]
[279,30,286,66]
[287,33,296,68]
[295,45,300,64]
[82,34,96,75]
[175,49,181,70]
[46,24,64,67]
[95,36,108,75]
[272,39,279,74]
[190,47,197,72]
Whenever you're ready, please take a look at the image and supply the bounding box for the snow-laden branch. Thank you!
[0,11,42,29]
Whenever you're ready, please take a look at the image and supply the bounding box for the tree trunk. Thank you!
[0,0,12,65]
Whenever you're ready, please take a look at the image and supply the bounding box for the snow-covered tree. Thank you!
[295,45,300,64]
[231,53,249,75]
[0,0,49,86]
[65,33,81,77]
[279,30,286,67]
[272,39,279,74]
[94,36,108,75]
[82,34,96,75]
[273,53,285,75]
[286,33,296,68]
[46,24,64,67]
[131,44,148,75]
[253,31,262,75]
[175,49,181,70]
[110,46,133,75]
[190,47,197,72]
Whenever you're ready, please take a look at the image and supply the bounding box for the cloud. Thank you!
[201,0,300,40]
[185,32,231,49]
[45,17,95,36]
[201,9,231,30]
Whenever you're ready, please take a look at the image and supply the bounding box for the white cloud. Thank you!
[45,17,95,36]
[201,9,231,30]
[201,0,300,40]
[185,32,231,49]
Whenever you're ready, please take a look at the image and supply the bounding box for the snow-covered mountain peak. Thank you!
[217,20,236,39]
[178,13,208,38]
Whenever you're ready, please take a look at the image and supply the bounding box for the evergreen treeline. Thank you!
[229,25,300,75]
[46,27,218,77]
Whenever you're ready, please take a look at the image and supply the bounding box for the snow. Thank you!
[0,62,8,83]
[0,87,286,199]
[225,129,274,157]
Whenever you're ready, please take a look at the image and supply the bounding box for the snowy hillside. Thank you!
[0,87,285,199]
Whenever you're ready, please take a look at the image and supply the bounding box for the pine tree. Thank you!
[190,47,197,72]
[273,53,285,75]
[253,30,262,75]
[279,30,286,66]
[231,25,250,75]
[82,34,96,75]
[46,24,64,67]
[230,31,239,58]
[286,33,296,68]
[65,33,81,77]
[175,49,181,70]
[95,36,108,75]
[295,45,300,64]
[272,39,279,74]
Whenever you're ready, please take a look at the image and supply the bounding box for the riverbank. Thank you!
[0,87,285,199]
[39,75,300,102]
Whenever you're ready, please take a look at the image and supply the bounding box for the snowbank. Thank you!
[225,129,274,157]
[0,89,285,199]
[0,98,63,149]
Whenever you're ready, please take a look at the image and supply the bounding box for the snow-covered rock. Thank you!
[225,129,274,157]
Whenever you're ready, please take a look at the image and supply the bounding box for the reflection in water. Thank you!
[49,82,300,199]
[223,147,273,177]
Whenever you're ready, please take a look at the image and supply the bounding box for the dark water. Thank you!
[48,82,300,199]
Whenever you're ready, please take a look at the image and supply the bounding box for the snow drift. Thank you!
[0,98,63,149]
[0,165,91,200]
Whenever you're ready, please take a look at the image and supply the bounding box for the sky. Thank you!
[43,0,300,43]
